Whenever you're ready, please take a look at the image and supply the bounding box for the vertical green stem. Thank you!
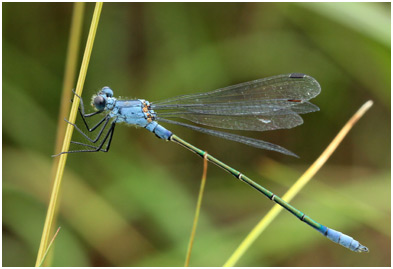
[46,3,85,266]
[35,3,103,266]
[53,2,85,156]
[184,153,208,266]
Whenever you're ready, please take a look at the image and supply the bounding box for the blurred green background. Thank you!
[3,2,390,266]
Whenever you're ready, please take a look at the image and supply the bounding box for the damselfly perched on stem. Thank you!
[55,73,368,253]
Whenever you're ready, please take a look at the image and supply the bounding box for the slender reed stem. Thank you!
[184,153,209,267]
[45,4,85,265]
[35,3,103,266]
[38,227,61,267]
[53,2,85,156]
[223,100,373,267]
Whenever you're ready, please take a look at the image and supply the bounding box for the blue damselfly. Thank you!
[56,73,368,252]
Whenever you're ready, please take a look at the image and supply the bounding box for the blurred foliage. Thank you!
[2,2,390,266]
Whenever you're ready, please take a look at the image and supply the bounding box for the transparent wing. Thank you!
[152,73,320,108]
[158,118,298,157]
[152,74,320,131]
[155,100,319,116]
[158,112,303,131]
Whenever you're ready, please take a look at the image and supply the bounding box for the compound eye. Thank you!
[94,95,106,110]
[101,87,113,97]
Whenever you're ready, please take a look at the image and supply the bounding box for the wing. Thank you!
[152,73,320,131]
[158,118,298,157]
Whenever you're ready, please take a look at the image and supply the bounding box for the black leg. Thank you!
[103,121,116,152]
[52,122,116,156]
[79,111,108,132]
[52,90,116,157]
[64,115,111,143]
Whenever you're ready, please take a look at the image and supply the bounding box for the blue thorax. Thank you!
[93,87,172,140]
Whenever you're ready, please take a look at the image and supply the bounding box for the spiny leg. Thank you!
[70,120,116,152]
[72,121,116,153]
[53,122,116,156]
[64,115,111,143]
[53,91,114,156]
[80,112,107,132]
[68,141,108,152]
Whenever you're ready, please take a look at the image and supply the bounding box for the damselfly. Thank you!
[56,73,368,252]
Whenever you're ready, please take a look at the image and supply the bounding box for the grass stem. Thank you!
[38,227,61,267]
[35,3,103,266]
[53,2,85,156]
[184,153,209,267]
[46,3,85,265]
